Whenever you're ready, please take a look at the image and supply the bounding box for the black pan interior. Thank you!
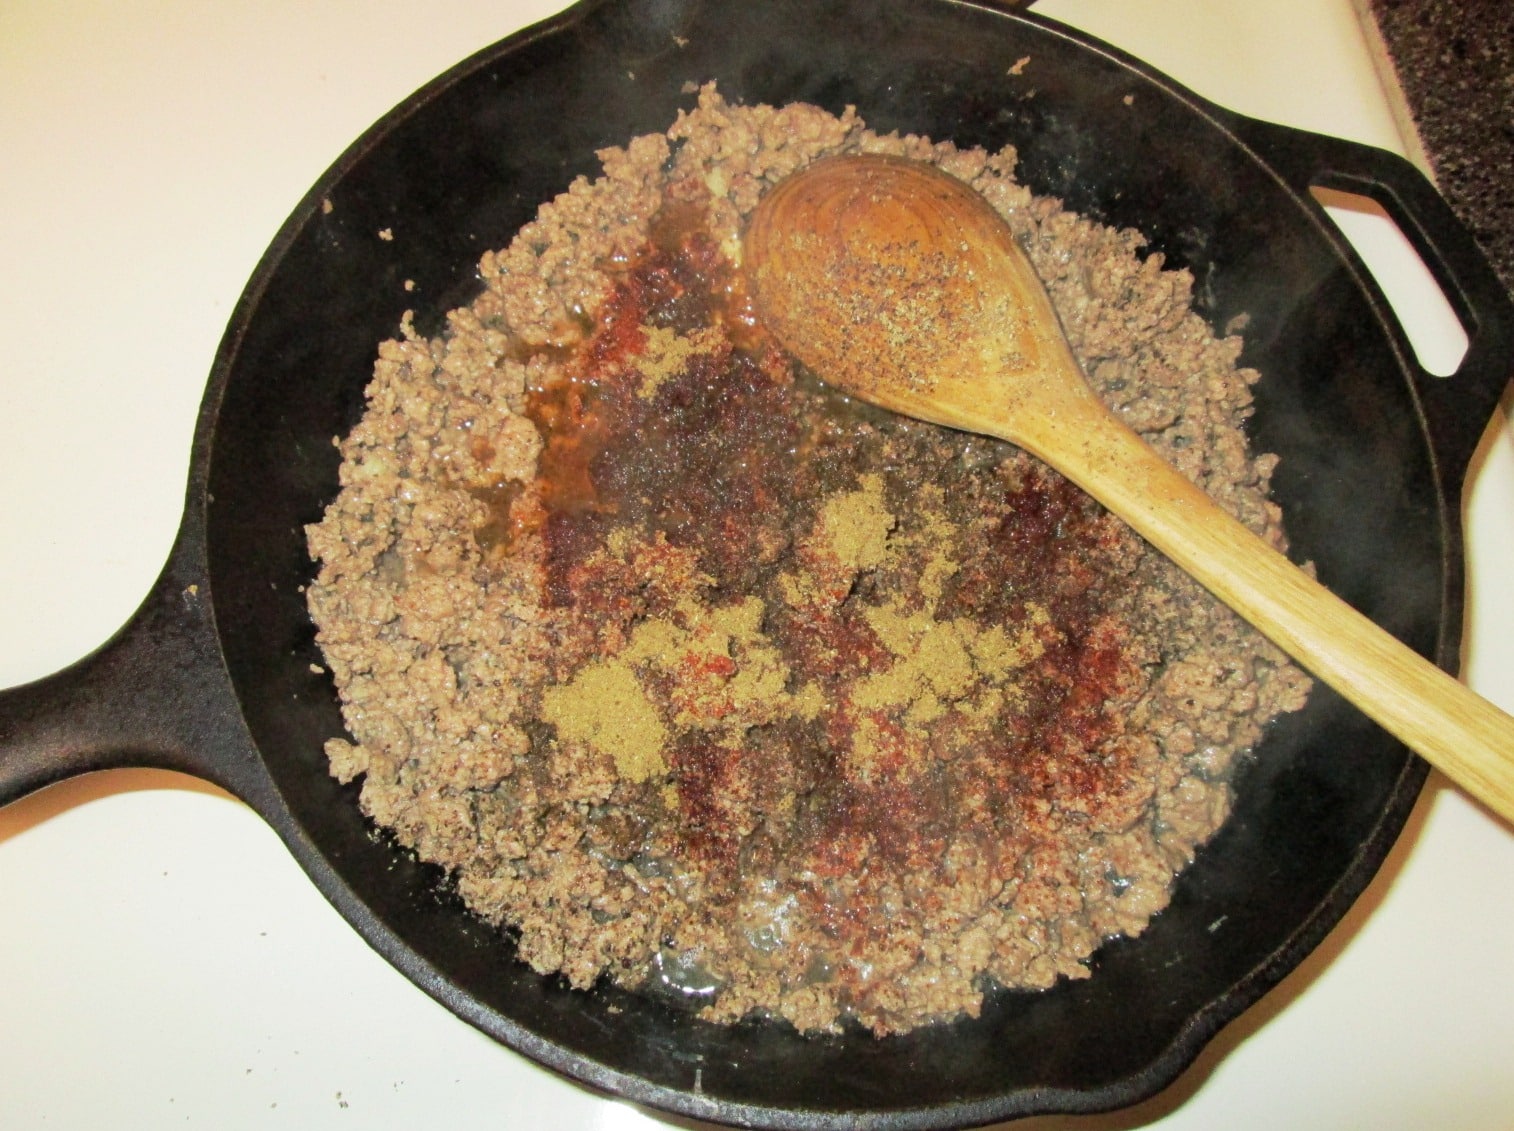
[200,0,1447,1124]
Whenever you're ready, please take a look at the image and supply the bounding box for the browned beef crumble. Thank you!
[305,86,1310,1036]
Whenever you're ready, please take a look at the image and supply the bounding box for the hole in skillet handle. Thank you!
[1230,112,1514,490]
[1311,186,1470,378]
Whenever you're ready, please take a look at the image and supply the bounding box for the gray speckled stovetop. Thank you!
[1370,0,1514,297]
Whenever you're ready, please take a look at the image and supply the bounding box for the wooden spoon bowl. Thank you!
[744,153,1514,825]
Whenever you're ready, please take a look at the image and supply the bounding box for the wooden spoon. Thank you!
[743,152,1514,825]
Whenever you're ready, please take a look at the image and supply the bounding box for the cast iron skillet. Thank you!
[1,1,1510,1127]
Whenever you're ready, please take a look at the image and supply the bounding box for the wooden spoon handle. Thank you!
[1024,400,1514,826]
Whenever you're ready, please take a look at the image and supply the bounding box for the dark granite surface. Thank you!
[1370,0,1514,298]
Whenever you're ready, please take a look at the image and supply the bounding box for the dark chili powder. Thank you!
[509,184,1148,921]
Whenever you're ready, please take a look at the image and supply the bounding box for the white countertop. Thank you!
[2,2,1511,1128]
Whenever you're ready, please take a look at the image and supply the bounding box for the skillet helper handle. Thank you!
[1025,396,1514,829]
[1228,116,1514,481]
[0,546,253,808]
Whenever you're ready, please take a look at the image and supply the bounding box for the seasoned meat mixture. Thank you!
[306,87,1311,1036]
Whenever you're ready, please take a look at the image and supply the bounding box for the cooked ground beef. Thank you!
[305,86,1311,1036]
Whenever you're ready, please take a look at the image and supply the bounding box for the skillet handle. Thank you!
[0,538,261,809]
[1229,116,1514,484]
